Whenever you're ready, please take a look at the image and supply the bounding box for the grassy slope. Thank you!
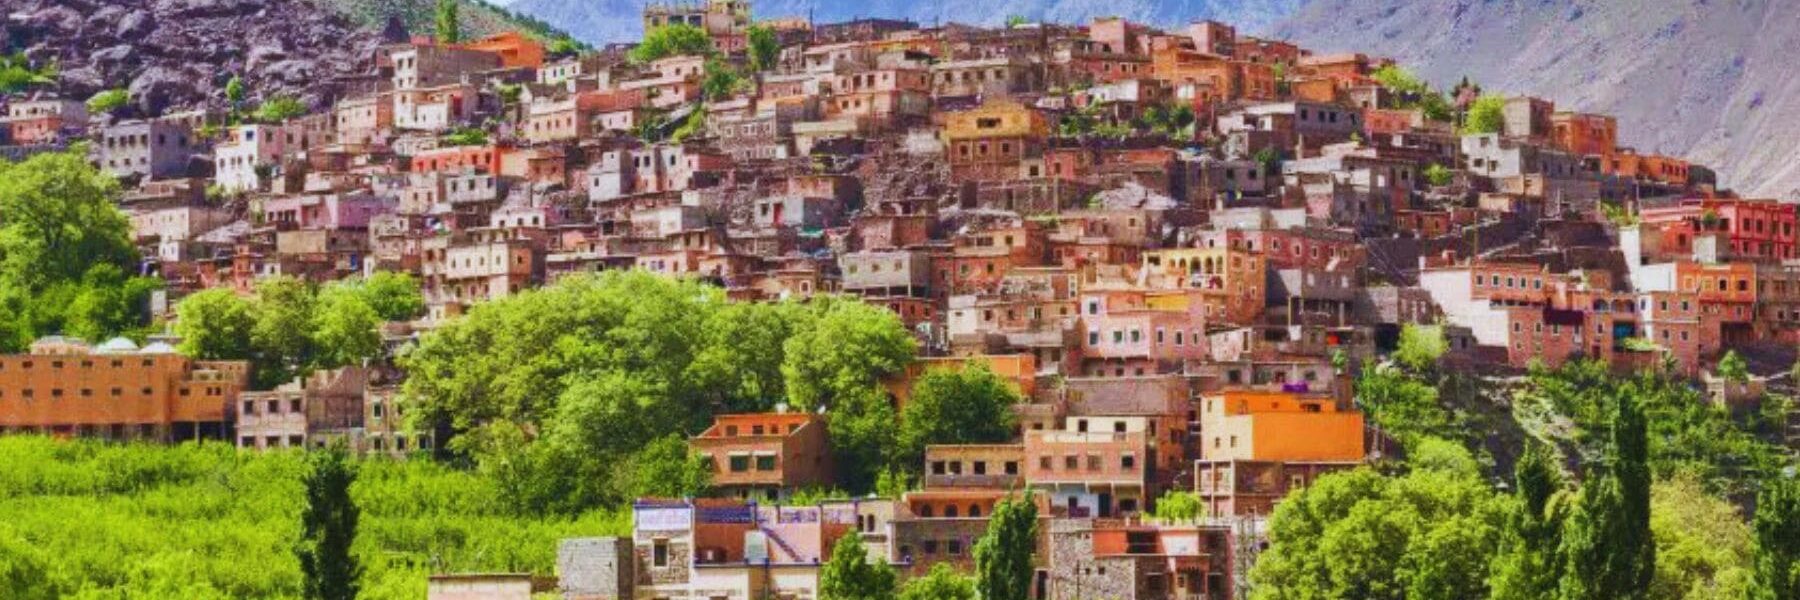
[0,437,625,599]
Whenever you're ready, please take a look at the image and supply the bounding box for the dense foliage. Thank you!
[747,25,780,73]
[85,89,129,115]
[175,273,420,388]
[434,0,461,44]
[1249,445,1508,600]
[1370,65,1452,121]
[896,365,1020,471]
[0,53,56,94]
[817,534,896,600]
[899,563,977,600]
[1751,475,1800,599]
[630,24,713,64]
[974,492,1038,600]
[0,437,626,599]
[297,445,362,600]
[1519,360,1788,498]
[1276,357,1796,600]
[400,272,915,512]
[0,149,158,352]
[1464,94,1508,135]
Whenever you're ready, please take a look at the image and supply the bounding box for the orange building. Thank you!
[1608,150,1690,187]
[458,32,546,69]
[1550,111,1617,159]
[411,144,504,174]
[886,354,1038,407]
[1193,389,1364,516]
[689,412,833,501]
[0,337,249,441]
[940,99,1049,182]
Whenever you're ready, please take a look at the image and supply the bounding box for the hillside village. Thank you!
[2,1,1800,599]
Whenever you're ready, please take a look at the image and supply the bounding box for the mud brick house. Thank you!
[689,412,833,501]
[1193,389,1365,516]
[0,337,247,442]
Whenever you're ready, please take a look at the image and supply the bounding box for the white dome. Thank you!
[94,337,140,354]
[139,342,178,355]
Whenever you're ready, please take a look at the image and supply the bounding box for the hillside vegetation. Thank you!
[0,437,625,599]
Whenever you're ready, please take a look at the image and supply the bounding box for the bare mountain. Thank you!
[3,0,388,116]
[510,0,1306,45]
[1273,0,1800,199]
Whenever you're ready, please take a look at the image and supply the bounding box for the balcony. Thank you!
[922,473,1023,489]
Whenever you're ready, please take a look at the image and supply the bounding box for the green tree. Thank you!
[1151,490,1205,522]
[86,89,130,115]
[1464,94,1507,135]
[1648,474,1751,600]
[1424,163,1453,187]
[251,276,318,388]
[297,444,361,600]
[442,127,487,147]
[311,283,382,369]
[59,264,162,342]
[548,37,581,58]
[0,150,136,293]
[1355,363,1452,449]
[254,96,307,123]
[1559,391,1654,600]
[353,271,425,322]
[781,298,915,410]
[1253,146,1282,176]
[1491,443,1567,600]
[614,434,712,500]
[899,563,977,600]
[897,365,1019,469]
[1715,350,1749,384]
[974,491,1039,600]
[1249,465,1508,600]
[1394,323,1447,373]
[701,58,744,101]
[746,25,780,72]
[434,0,461,44]
[225,76,246,110]
[0,53,55,94]
[175,288,256,360]
[1749,475,1800,600]
[818,533,896,600]
[631,23,712,64]
[1371,65,1453,121]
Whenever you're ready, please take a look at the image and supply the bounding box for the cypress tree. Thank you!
[974,491,1039,600]
[434,0,461,44]
[297,444,361,600]
[1491,442,1565,599]
[1558,387,1653,600]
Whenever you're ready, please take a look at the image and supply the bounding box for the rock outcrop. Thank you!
[4,0,386,117]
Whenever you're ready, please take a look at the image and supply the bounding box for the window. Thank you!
[729,455,750,472]
[755,455,777,471]
[1122,455,1137,470]
[653,539,670,567]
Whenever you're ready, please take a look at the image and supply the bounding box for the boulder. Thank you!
[115,9,156,39]
[128,65,199,115]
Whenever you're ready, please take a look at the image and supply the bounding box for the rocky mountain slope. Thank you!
[1273,0,1800,199]
[2,0,577,118]
[510,0,1305,45]
[317,0,573,44]
[2,0,387,115]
